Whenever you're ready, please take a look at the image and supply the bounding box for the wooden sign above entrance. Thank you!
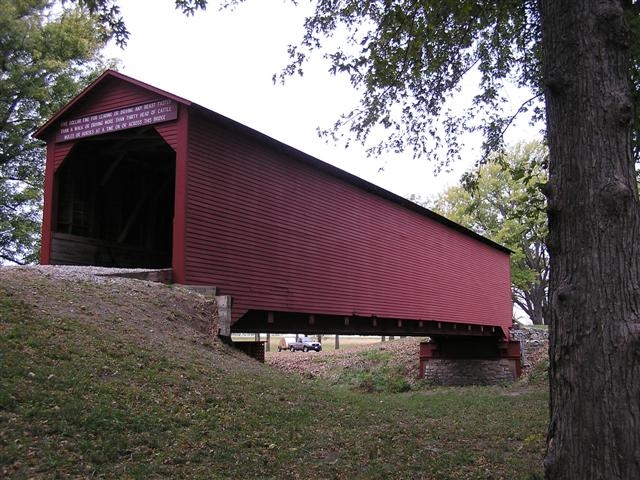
[55,99,178,142]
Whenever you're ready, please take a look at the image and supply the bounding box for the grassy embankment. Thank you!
[0,270,548,479]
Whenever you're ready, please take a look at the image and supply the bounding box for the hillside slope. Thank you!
[1,266,548,479]
[0,266,219,354]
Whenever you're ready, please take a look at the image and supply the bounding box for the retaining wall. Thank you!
[421,358,519,386]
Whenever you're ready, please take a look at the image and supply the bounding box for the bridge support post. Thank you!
[419,337,522,385]
[215,295,233,338]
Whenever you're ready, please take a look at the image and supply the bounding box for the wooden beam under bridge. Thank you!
[231,310,504,339]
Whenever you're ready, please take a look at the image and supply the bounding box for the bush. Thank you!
[528,358,550,385]
[334,350,411,393]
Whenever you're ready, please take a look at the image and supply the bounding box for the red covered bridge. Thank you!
[35,70,520,382]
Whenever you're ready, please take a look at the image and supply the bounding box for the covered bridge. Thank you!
[35,70,520,382]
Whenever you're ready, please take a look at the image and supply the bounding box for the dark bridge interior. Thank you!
[51,128,175,268]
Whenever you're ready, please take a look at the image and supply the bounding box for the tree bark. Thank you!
[540,1,640,478]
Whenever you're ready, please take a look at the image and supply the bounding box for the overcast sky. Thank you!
[104,0,539,200]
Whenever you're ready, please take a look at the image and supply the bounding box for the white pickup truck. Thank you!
[278,336,322,352]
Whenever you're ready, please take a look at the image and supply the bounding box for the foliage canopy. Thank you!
[0,0,111,264]
[74,1,640,165]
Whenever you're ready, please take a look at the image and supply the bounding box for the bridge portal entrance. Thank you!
[51,128,175,268]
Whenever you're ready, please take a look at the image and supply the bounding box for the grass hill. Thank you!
[1,266,547,479]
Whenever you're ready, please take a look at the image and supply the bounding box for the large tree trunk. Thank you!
[540,1,640,478]
[521,280,547,325]
[528,295,545,326]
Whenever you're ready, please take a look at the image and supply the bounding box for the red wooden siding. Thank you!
[53,143,74,170]
[183,112,512,334]
[59,77,161,122]
[37,75,183,266]
[171,105,191,284]
[42,78,180,153]
[155,122,180,150]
